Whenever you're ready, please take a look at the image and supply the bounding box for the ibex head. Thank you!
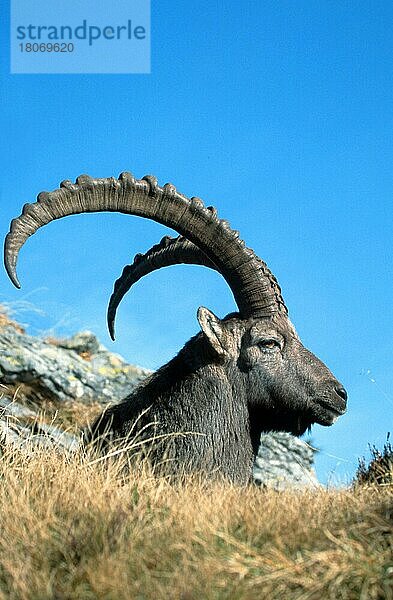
[4,172,347,436]
[106,224,347,435]
[194,308,346,435]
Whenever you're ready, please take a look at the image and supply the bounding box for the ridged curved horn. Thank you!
[4,172,287,327]
[108,235,216,339]
[107,233,287,340]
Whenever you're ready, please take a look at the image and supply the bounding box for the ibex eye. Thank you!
[259,339,280,350]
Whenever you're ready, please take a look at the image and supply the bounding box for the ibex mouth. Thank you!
[317,399,346,424]
[321,400,346,415]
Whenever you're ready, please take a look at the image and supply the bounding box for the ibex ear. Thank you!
[197,307,227,356]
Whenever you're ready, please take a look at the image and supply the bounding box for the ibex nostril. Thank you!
[335,386,348,402]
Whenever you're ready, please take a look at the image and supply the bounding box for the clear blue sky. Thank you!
[1,1,392,484]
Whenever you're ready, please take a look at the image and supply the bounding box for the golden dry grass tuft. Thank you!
[37,399,104,432]
[0,308,25,334]
[0,443,391,600]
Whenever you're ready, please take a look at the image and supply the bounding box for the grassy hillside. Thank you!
[0,443,391,600]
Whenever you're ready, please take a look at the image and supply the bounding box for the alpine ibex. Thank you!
[4,173,347,483]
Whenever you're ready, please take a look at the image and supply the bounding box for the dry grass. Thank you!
[0,445,391,600]
[0,309,25,334]
[0,388,103,437]
[37,399,104,432]
[356,440,393,487]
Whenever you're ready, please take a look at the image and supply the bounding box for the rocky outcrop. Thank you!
[253,432,319,489]
[0,326,151,404]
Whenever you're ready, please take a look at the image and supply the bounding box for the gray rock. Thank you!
[0,396,36,418]
[253,431,320,489]
[0,325,150,404]
[0,399,79,452]
[55,331,102,355]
